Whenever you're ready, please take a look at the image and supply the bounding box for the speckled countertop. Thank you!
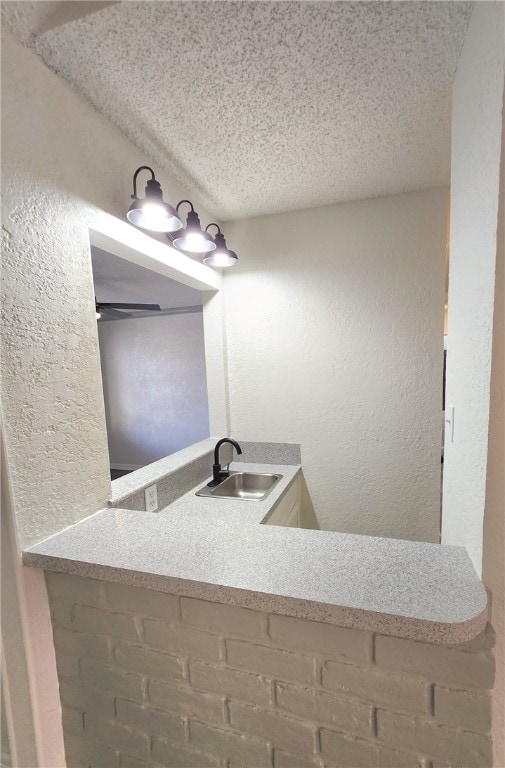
[24,461,487,645]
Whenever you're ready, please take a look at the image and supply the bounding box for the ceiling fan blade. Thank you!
[100,307,132,319]
[98,302,161,311]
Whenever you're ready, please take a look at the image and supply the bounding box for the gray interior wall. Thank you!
[98,313,210,468]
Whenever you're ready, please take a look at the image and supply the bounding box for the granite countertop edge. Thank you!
[23,461,488,646]
[22,551,487,645]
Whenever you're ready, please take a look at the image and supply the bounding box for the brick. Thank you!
[113,641,184,683]
[276,681,371,737]
[434,686,492,732]
[322,660,428,715]
[376,745,425,767]
[190,660,270,705]
[64,735,119,768]
[74,605,140,642]
[59,678,116,720]
[149,680,225,725]
[181,597,264,638]
[53,626,111,665]
[274,749,321,768]
[144,619,220,661]
[116,698,185,743]
[85,717,150,761]
[106,582,178,622]
[226,639,314,685]
[62,706,84,736]
[189,721,269,766]
[152,737,221,767]
[54,647,80,680]
[376,710,493,767]
[229,701,314,753]
[119,755,150,768]
[62,741,88,768]
[320,729,376,766]
[374,635,495,689]
[50,600,75,630]
[269,615,369,664]
[80,659,144,704]
[90,756,121,768]
[47,572,104,608]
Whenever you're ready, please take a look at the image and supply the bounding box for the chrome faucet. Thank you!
[208,438,242,487]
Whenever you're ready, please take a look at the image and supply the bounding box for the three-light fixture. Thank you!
[126,167,238,268]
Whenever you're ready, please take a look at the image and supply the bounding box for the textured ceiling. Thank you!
[3,1,472,220]
[91,247,202,309]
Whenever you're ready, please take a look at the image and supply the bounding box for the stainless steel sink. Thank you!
[196,472,282,501]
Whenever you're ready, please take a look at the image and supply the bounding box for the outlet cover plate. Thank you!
[145,484,158,512]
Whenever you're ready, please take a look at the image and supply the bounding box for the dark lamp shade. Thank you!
[172,209,216,253]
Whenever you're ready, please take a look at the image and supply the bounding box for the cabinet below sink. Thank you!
[263,476,301,528]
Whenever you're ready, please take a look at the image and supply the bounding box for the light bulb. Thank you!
[127,199,182,232]
[185,232,207,251]
[203,251,238,268]
[142,202,170,223]
[173,231,216,254]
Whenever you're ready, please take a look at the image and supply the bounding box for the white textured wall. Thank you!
[224,189,447,541]
[442,3,505,571]
[0,32,217,547]
[482,88,505,768]
[98,313,209,468]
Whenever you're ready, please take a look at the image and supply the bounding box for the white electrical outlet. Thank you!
[145,484,158,512]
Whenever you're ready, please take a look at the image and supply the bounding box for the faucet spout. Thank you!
[208,438,242,487]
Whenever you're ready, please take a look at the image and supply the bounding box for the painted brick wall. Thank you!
[46,573,495,768]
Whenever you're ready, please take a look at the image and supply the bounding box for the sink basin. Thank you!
[196,472,282,501]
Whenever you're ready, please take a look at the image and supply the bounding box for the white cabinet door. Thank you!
[284,500,301,528]
[265,477,301,527]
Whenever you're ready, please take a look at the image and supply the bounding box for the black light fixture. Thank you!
[172,200,216,254]
[125,167,239,268]
[127,166,182,232]
[202,224,239,268]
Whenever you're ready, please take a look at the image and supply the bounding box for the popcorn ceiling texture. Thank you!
[3,0,472,220]
[46,572,495,768]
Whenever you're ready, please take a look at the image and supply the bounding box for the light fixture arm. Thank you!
[131,166,156,199]
[205,223,222,236]
[176,199,195,214]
